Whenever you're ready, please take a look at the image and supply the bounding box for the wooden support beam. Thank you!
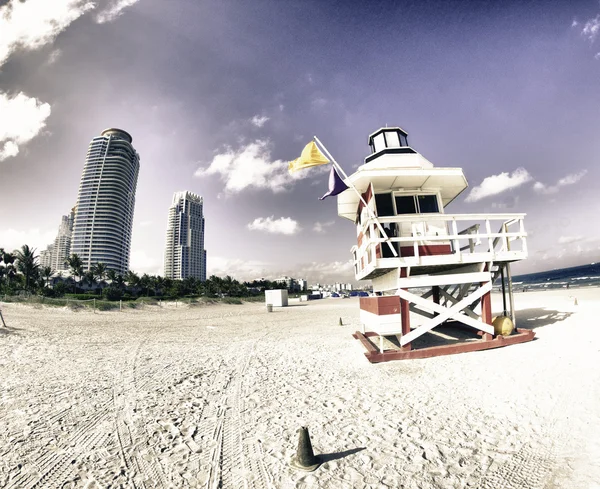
[399,281,494,346]
[397,271,491,289]
[439,287,479,320]
[480,286,493,326]
[432,286,440,305]
[352,331,378,353]
[359,328,536,363]
[400,294,411,351]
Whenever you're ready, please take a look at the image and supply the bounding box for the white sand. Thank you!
[0,289,599,489]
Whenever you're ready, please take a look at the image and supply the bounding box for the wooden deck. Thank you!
[353,329,536,363]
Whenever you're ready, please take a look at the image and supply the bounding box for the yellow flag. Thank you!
[288,141,330,173]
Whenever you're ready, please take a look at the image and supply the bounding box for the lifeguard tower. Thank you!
[337,127,535,362]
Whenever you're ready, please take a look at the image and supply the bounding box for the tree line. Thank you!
[0,245,292,300]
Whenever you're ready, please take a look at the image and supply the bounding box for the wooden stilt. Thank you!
[505,262,516,326]
[400,292,411,351]
[480,285,493,326]
[432,286,440,305]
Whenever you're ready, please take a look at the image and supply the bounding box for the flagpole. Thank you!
[313,136,398,258]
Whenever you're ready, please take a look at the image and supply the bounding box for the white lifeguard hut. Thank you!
[337,127,535,362]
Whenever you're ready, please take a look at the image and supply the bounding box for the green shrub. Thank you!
[53,283,68,297]
[96,301,119,311]
[65,293,99,301]
[102,286,123,301]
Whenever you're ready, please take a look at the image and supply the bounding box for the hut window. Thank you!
[384,131,400,148]
[373,133,386,152]
[375,193,395,216]
[394,194,440,214]
[394,195,417,214]
[417,195,439,213]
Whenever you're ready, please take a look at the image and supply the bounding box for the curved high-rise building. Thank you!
[71,128,140,274]
[164,191,206,281]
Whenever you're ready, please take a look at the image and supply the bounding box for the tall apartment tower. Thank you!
[51,210,74,271]
[164,191,206,281]
[39,209,75,271]
[71,128,140,274]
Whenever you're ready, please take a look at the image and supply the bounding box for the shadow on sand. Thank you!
[319,447,366,463]
[513,308,574,330]
[378,308,572,351]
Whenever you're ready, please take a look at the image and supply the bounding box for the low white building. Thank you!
[265,289,288,307]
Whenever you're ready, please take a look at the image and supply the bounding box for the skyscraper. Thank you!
[164,191,206,281]
[39,209,74,272]
[51,210,74,271]
[71,128,140,274]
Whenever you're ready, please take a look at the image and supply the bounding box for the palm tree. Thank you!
[1,250,17,291]
[125,270,140,296]
[83,270,97,290]
[93,262,107,282]
[114,274,125,290]
[223,275,234,296]
[66,254,84,292]
[154,275,165,296]
[42,266,54,288]
[106,269,117,284]
[182,276,197,296]
[140,273,151,296]
[15,245,40,293]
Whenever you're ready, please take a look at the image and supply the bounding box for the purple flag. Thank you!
[320,167,349,200]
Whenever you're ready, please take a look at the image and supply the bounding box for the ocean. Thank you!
[499,262,600,291]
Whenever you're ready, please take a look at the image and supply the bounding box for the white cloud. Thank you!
[280,259,355,284]
[207,256,356,284]
[311,97,327,110]
[247,216,300,235]
[46,48,62,65]
[465,168,532,203]
[533,170,587,195]
[582,14,600,42]
[595,52,600,60]
[313,221,335,233]
[558,236,582,244]
[208,256,271,281]
[250,115,269,128]
[572,19,579,28]
[137,220,153,228]
[194,139,323,194]
[96,0,141,24]
[129,249,161,275]
[0,0,95,67]
[0,140,19,160]
[0,227,56,253]
[0,91,52,162]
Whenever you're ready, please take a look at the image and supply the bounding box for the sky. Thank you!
[1,0,599,284]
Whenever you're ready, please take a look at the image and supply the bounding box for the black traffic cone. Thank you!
[290,426,321,472]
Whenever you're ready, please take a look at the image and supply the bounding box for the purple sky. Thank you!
[1,0,599,283]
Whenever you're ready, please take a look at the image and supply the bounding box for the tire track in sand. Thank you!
[112,338,168,488]
[5,402,112,489]
[197,338,273,489]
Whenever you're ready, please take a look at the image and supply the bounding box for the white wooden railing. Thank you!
[352,213,527,277]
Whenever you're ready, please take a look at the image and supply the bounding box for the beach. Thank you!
[0,289,599,489]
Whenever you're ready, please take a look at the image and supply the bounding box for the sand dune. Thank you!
[0,289,598,488]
